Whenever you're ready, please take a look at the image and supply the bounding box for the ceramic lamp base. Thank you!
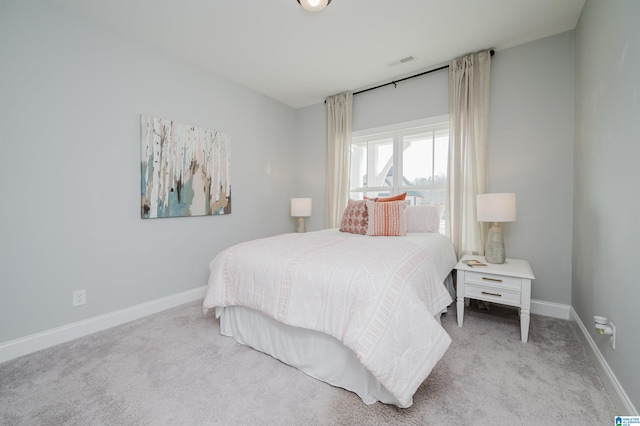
[485,222,505,264]
[296,217,306,233]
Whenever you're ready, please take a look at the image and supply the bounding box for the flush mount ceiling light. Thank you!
[297,0,332,12]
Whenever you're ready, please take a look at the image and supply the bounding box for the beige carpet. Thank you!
[0,300,617,425]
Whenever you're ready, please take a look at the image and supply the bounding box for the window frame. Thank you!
[349,115,450,203]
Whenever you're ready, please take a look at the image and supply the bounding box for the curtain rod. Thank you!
[351,49,495,97]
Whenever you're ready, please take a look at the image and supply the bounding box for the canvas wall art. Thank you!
[141,115,231,219]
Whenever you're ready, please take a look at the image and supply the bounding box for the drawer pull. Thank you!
[482,277,503,283]
[481,291,502,297]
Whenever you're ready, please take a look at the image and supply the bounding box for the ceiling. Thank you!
[54,0,585,109]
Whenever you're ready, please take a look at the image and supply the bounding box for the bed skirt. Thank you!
[219,303,447,407]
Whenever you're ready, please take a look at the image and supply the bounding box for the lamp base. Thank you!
[485,222,505,264]
[296,217,306,233]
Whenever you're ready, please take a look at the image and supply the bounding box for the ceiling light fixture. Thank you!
[297,0,332,12]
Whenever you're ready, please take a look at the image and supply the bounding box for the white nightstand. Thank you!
[455,255,535,342]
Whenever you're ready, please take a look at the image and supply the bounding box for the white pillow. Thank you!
[405,204,443,233]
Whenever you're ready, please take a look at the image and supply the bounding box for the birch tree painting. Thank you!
[140,115,231,219]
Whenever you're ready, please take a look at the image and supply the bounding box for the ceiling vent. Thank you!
[388,55,416,67]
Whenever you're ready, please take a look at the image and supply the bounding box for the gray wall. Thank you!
[489,32,575,305]
[293,103,326,232]
[574,0,640,410]
[296,32,576,306]
[351,68,449,132]
[0,1,297,343]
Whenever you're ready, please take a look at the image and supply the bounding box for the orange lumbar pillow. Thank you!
[375,193,407,202]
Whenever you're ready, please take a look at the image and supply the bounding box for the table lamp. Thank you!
[291,198,312,233]
[476,193,516,264]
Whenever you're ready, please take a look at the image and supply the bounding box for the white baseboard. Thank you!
[531,299,571,319]
[0,286,207,364]
[571,307,638,416]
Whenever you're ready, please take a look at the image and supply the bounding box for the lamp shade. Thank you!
[477,193,516,222]
[297,0,331,12]
[291,198,312,217]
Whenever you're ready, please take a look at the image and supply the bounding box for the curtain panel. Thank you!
[446,50,491,258]
[325,93,353,228]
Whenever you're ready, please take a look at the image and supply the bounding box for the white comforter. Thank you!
[203,229,455,407]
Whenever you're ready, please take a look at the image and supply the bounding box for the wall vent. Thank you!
[388,55,416,67]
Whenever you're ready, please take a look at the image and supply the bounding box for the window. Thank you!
[349,116,449,230]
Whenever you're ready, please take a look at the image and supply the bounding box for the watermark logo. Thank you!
[616,416,640,426]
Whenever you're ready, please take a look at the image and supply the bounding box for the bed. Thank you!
[203,223,457,408]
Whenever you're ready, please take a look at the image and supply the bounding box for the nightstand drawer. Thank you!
[465,283,521,306]
[464,271,522,291]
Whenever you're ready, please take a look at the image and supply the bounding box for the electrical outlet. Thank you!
[72,289,86,307]
[610,321,616,350]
